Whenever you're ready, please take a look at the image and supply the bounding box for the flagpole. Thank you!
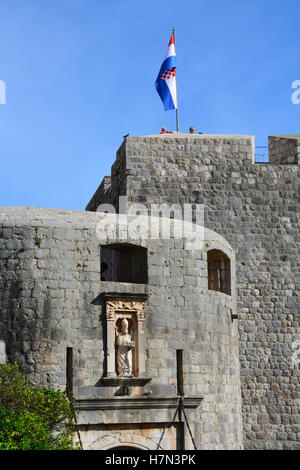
[173,27,179,133]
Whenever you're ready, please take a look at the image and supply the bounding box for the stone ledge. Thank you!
[99,286,148,299]
[133,134,255,140]
[100,376,152,386]
[74,396,203,411]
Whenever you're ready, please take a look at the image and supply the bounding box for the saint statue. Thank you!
[116,319,135,377]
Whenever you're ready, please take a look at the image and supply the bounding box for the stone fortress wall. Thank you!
[0,207,242,450]
[86,134,300,450]
[0,133,299,450]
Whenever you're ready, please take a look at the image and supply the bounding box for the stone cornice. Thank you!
[100,376,152,386]
[100,292,148,301]
[74,396,203,411]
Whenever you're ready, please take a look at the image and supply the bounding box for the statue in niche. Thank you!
[116,318,135,377]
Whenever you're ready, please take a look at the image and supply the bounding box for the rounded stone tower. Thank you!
[0,206,242,450]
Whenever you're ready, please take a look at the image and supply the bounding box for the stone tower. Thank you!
[0,133,299,450]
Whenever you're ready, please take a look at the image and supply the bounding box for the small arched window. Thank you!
[207,249,231,295]
[101,243,148,284]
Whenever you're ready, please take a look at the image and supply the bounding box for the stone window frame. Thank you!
[207,249,231,295]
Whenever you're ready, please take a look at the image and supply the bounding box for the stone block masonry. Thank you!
[0,207,243,450]
[0,132,299,450]
[87,133,300,450]
[269,135,300,164]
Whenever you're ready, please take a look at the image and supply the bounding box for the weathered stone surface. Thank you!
[0,340,6,363]
[269,135,299,164]
[86,133,300,450]
[1,133,299,450]
[0,207,242,450]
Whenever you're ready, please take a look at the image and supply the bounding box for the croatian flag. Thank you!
[155,31,177,111]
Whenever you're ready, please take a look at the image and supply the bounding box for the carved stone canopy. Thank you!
[106,300,147,321]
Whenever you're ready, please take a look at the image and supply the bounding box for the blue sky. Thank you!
[0,0,299,211]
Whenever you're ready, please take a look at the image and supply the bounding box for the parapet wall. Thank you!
[269,135,300,164]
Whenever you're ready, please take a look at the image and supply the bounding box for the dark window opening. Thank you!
[66,347,73,400]
[207,249,231,295]
[176,349,184,396]
[101,262,108,279]
[100,243,148,284]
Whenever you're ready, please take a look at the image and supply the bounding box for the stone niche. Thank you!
[104,296,148,381]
